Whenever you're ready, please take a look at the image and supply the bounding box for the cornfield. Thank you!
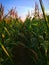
[0,0,49,65]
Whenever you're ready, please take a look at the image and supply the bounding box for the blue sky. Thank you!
[0,0,49,19]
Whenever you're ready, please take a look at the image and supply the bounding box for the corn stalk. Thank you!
[39,0,49,64]
[39,0,49,27]
[0,42,14,65]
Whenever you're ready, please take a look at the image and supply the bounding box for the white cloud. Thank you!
[45,10,49,15]
[16,6,34,21]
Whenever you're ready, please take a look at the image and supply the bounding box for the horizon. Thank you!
[0,0,49,20]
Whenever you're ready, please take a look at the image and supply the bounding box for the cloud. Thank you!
[16,6,34,21]
[45,10,49,15]
[17,6,34,15]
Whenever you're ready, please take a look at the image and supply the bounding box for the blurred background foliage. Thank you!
[0,0,49,65]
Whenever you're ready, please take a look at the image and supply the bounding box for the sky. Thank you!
[0,0,49,20]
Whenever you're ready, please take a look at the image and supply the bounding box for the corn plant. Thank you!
[0,0,49,65]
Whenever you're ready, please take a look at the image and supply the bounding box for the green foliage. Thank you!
[0,16,49,65]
